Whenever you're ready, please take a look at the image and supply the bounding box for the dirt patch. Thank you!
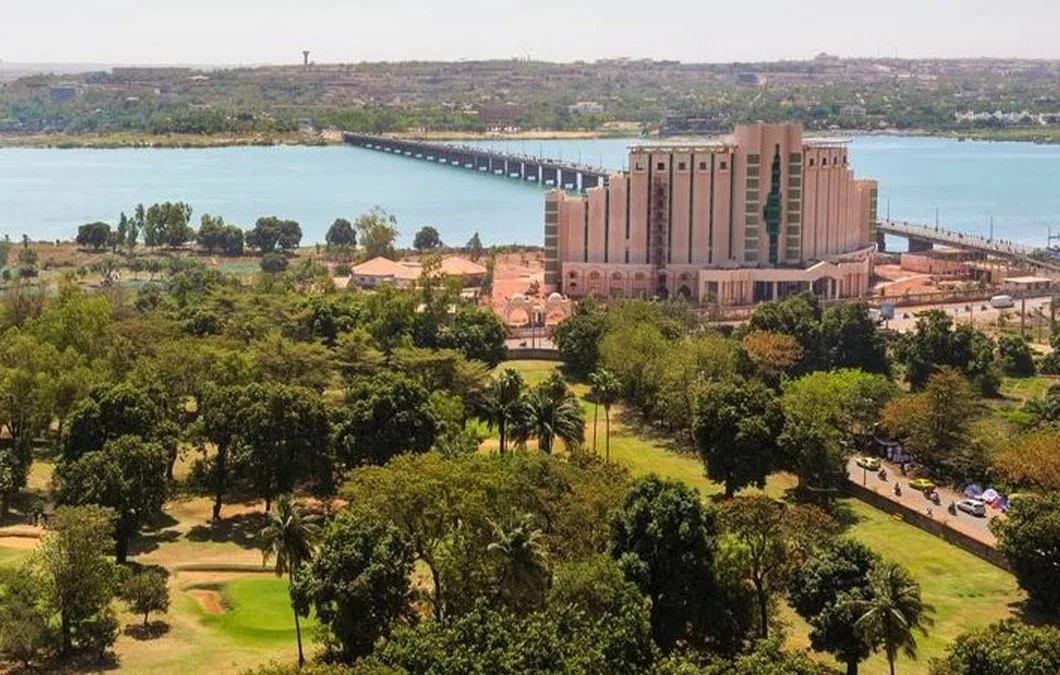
[188,589,227,615]
[0,535,41,550]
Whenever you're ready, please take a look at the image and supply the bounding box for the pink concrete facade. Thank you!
[544,122,877,305]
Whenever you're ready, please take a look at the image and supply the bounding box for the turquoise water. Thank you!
[2,136,1060,247]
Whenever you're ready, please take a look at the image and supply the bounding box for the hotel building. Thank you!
[544,123,878,305]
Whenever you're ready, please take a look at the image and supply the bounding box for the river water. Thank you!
[2,135,1060,247]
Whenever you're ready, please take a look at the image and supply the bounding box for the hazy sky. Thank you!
[2,0,1058,65]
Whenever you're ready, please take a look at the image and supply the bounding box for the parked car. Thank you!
[855,456,881,471]
[909,478,936,491]
[957,499,986,517]
[990,294,1015,309]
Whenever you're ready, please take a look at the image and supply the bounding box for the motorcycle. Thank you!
[893,483,902,497]
[878,469,888,481]
[930,491,941,506]
[948,502,958,516]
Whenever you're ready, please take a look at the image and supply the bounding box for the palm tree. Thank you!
[260,494,321,668]
[589,369,621,461]
[511,375,585,454]
[481,369,525,455]
[855,562,935,675]
[487,511,551,613]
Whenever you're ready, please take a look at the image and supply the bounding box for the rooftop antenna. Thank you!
[303,51,310,68]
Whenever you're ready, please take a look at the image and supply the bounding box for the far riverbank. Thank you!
[6,123,1060,150]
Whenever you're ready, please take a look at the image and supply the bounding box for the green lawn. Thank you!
[0,545,30,568]
[500,360,1026,674]
[185,577,316,646]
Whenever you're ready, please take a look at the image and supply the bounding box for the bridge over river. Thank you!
[342,132,610,192]
[877,219,1060,272]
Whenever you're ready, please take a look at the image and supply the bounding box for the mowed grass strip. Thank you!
[185,577,316,645]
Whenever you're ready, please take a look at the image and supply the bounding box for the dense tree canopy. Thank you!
[292,509,414,662]
[325,218,357,249]
[930,620,1060,675]
[694,378,784,498]
[55,435,169,563]
[992,491,1060,612]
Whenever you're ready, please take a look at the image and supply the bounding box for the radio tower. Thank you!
[303,51,310,69]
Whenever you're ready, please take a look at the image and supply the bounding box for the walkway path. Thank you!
[847,458,1000,547]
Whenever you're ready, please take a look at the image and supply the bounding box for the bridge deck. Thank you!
[878,219,1040,257]
[342,132,610,191]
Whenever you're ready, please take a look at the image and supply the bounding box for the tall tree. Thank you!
[895,310,999,396]
[33,505,121,658]
[487,511,551,614]
[510,374,585,454]
[881,368,980,481]
[76,222,112,251]
[466,232,484,261]
[856,562,934,675]
[481,368,526,455]
[610,476,744,652]
[780,369,895,506]
[821,302,890,374]
[746,292,825,373]
[260,494,321,667]
[355,207,399,259]
[991,491,1060,612]
[247,216,302,253]
[413,226,443,251]
[589,369,621,460]
[334,371,438,467]
[554,297,607,380]
[721,496,834,639]
[694,378,784,498]
[55,435,169,563]
[291,510,414,662]
[325,218,356,249]
[790,538,881,675]
[231,383,331,511]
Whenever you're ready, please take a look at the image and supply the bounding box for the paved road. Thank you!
[883,295,1053,334]
[847,458,1000,546]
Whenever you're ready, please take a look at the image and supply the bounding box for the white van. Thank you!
[990,295,1015,309]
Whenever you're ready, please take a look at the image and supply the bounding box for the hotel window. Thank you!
[746,190,758,202]
[747,154,760,165]
[788,213,801,223]
[747,179,760,189]
[747,166,759,177]
[789,176,801,187]
[789,189,801,200]
[678,162,687,171]
[745,251,759,263]
[746,215,759,226]
[699,161,708,170]
[719,161,728,170]
[789,153,802,162]
[635,161,644,170]
[809,158,815,167]
[822,158,828,166]
[656,162,665,170]
[745,202,758,214]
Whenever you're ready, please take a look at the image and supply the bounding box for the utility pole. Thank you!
[989,213,994,241]
[1021,292,1027,337]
